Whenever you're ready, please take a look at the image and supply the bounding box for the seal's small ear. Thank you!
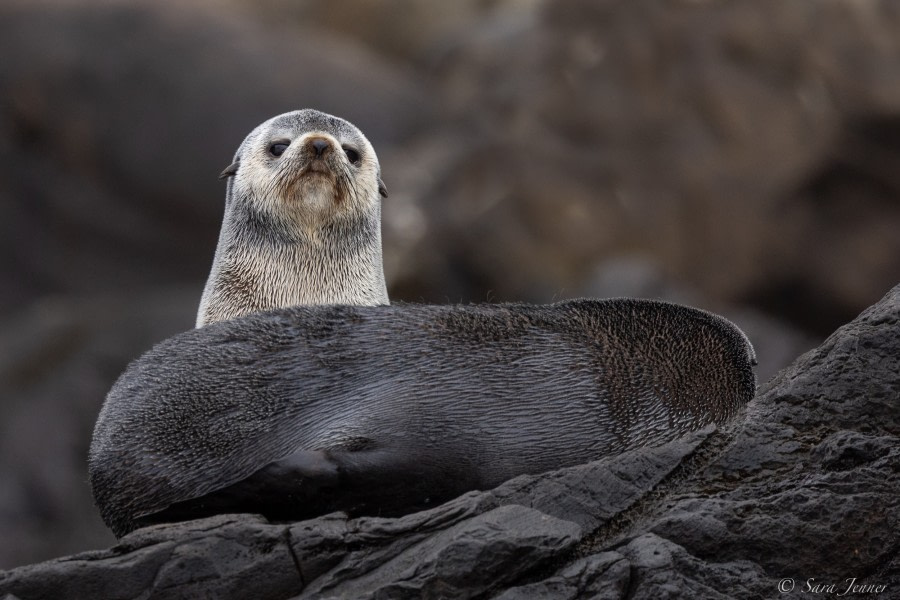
[378,178,388,198]
[219,161,240,180]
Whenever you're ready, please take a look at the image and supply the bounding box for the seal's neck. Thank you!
[196,205,388,327]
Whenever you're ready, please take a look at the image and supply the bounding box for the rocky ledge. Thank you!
[1,285,898,599]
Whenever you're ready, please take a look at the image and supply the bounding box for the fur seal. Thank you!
[89,299,756,537]
[197,109,389,328]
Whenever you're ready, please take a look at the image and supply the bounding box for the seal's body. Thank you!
[197,109,389,328]
[90,299,756,537]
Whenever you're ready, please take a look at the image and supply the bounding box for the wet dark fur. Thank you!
[89,299,757,537]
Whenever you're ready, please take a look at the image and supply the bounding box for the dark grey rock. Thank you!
[646,281,900,582]
[0,515,303,600]
[812,430,895,472]
[616,533,770,600]
[494,552,630,600]
[299,505,581,599]
[394,0,900,336]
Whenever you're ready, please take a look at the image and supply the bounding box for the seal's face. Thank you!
[221,109,387,232]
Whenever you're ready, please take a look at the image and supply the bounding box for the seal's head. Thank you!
[197,109,390,327]
[220,109,387,232]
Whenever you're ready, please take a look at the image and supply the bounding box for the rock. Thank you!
[300,506,580,599]
[394,0,900,335]
[494,551,630,600]
[0,515,303,600]
[240,0,541,66]
[1,283,898,598]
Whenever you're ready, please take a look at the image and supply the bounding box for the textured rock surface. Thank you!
[391,0,900,334]
[2,284,897,599]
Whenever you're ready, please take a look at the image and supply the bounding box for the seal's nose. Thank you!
[308,138,331,157]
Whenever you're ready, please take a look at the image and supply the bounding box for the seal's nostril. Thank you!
[310,139,330,156]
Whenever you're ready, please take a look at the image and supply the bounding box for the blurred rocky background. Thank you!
[0,0,898,570]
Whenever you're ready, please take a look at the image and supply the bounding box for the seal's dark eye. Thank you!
[269,142,289,157]
[343,146,361,165]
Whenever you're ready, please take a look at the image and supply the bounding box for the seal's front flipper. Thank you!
[135,442,479,529]
[135,449,341,528]
[312,443,485,519]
